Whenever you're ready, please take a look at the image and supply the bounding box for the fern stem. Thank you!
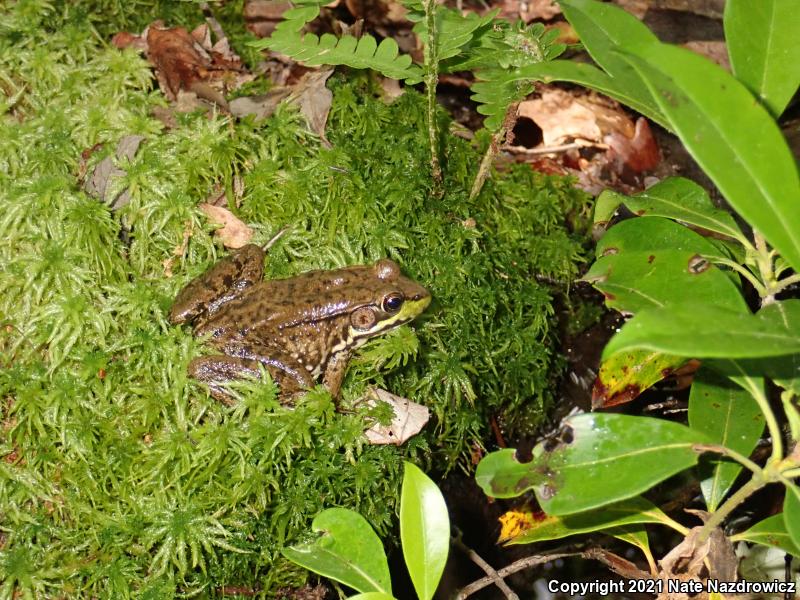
[423,0,443,198]
[469,102,519,201]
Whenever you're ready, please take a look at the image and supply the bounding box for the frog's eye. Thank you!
[382,293,404,313]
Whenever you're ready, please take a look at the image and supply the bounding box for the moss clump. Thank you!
[0,2,589,597]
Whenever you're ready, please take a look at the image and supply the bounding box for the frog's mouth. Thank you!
[397,295,431,322]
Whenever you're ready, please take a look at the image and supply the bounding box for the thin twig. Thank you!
[505,140,608,155]
[457,552,577,599]
[453,535,518,600]
[468,102,519,201]
[423,0,443,198]
[262,226,290,251]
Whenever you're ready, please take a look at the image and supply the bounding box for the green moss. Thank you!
[0,3,590,597]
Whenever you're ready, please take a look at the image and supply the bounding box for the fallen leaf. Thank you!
[229,88,293,120]
[498,0,561,21]
[611,0,649,19]
[290,69,334,141]
[682,41,730,71]
[244,0,293,38]
[379,76,405,102]
[199,203,254,248]
[362,387,429,445]
[658,525,738,600]
[231,69,334,140]
[83,135,146,211]
[647,0,725,20]
[605,117,660,175]
[114,21,252,107]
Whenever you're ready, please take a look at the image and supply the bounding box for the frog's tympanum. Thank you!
[170,244,431,402]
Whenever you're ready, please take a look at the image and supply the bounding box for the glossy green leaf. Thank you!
[610,526,652,560]
[725,0,800,117]
[708,302,800,395]
[731,514,800,558]
[557,0,664,126]
[509,60,668,129]
[476,448,542,498]
[401,462,449,600]
[504,496,670,545]
[605,300,800,360]
[592,349,688,408]
[282,508,392,595]
[583,218,746,315]
[348,594,397,600]
[476,413,709,515]
[594,178,744,243]
[617,43,800,274]
[688,367,764,511]
[785,484,800,549]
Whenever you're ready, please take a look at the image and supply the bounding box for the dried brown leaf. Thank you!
[229,88,293,120]
[244,0,293,38]
[199,203,254,248]
[605,117,661,174]
[290,69,334,141]
[362,387,429,445]
[83,135,145,211]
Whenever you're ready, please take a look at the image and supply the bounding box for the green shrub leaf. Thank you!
[592,349,688,408]
[617,43,800,274]
[503,496,672,545]
[282,508,392,595]
[477,413,709,515]
[785,485,800,550]
[557,0,664,124]
[400,462,449,600]
[583,217,746,315]
[512,59,668,129]
[688,367,765,511]
[594,177,745,244]
[604,300,800,359]
[731,513,800,558]
[724,0,800,117]
[610,526,651,558]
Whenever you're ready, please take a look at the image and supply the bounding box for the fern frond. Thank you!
[264,33,421,81]
[249,4,322,46]
[409,8,497,61]
[467,22,567,131]
[448,21,566,73]
[470,69,534,131]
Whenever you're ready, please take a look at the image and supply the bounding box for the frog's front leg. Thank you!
[322,349,352,398]
[189,342,314,403]
[170,244,266,325]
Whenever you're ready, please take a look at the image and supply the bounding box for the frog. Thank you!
[169,244,431,403]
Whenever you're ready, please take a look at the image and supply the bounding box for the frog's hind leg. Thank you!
[169,244,266,325]
[188,348,313,404]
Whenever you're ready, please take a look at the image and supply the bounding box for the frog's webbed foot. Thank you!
[170,244,266,325]
[189,344,314,404]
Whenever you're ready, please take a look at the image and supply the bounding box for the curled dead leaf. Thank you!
[361,387,429,445]
[199,203,254,248]
[83,135,146,211]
